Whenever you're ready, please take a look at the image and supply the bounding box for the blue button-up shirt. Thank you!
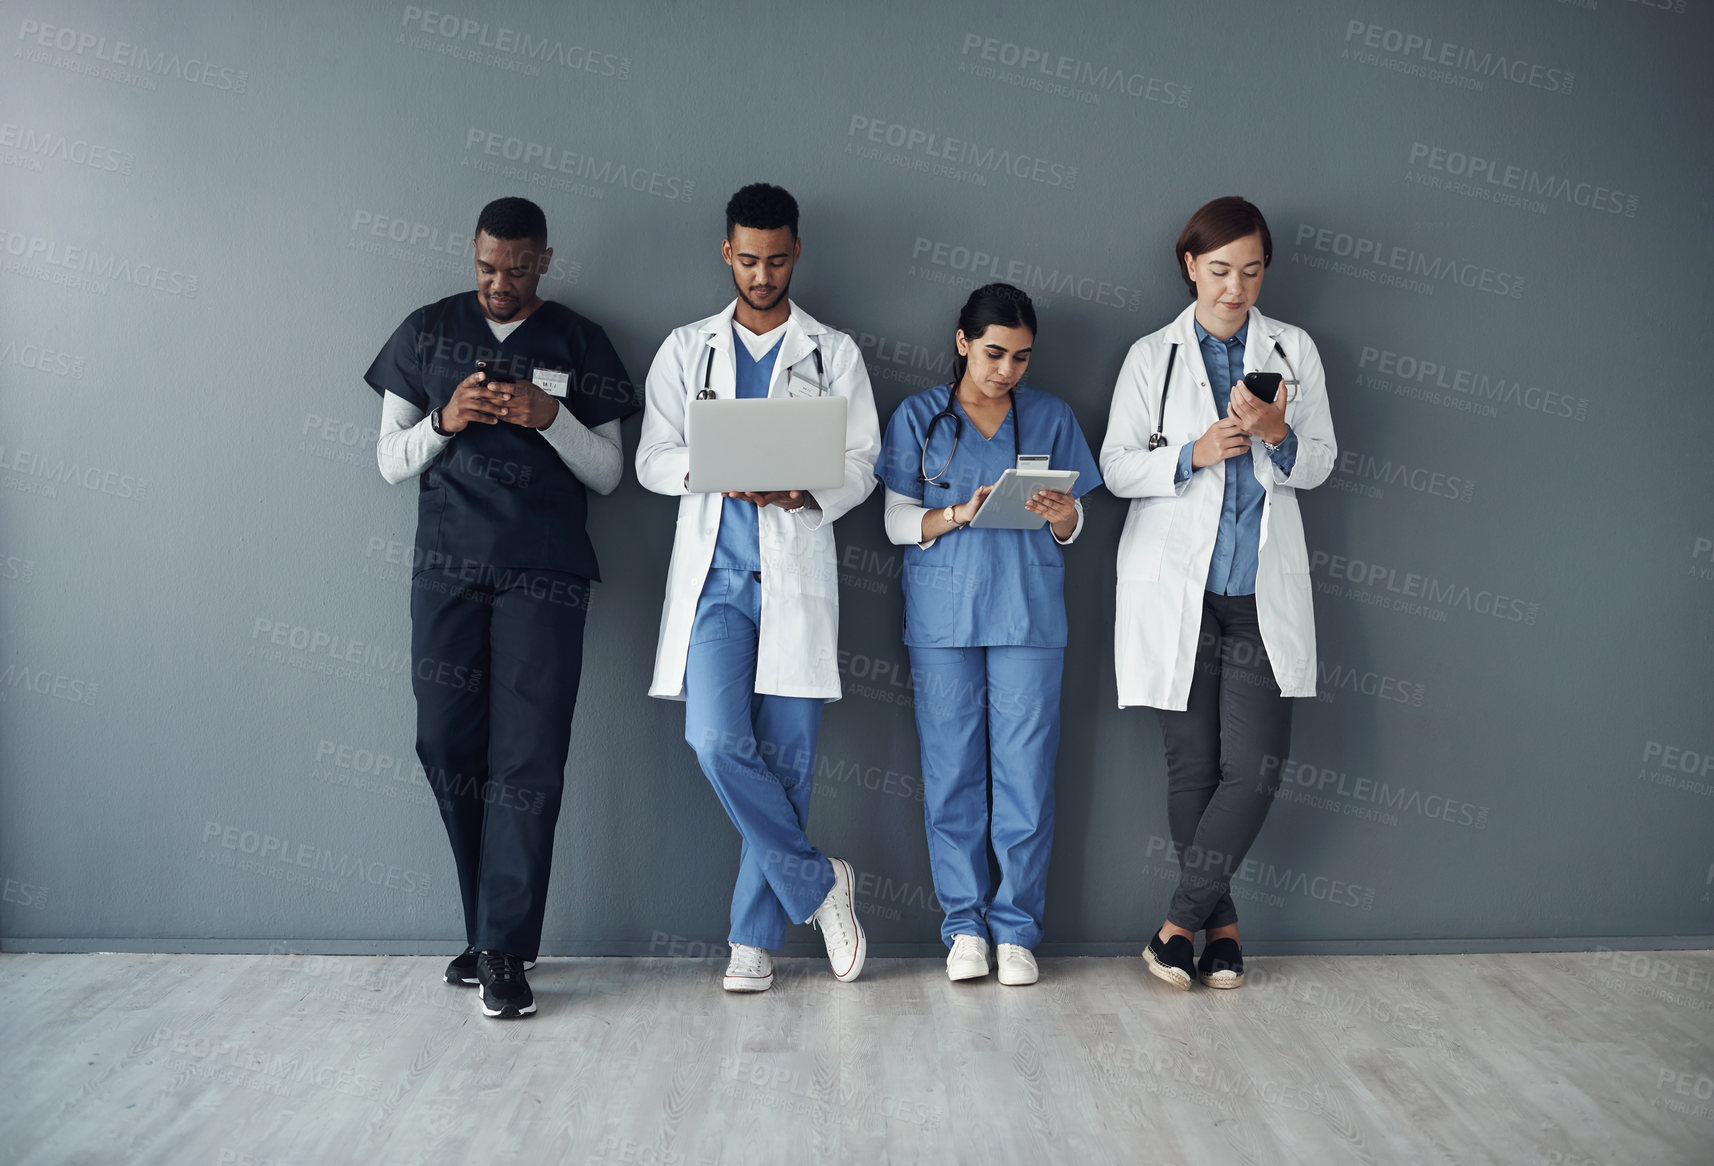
[1173,320,1298,595]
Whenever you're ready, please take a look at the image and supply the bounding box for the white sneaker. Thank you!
[995,944,1038,986]
[722,943,774,992]
[809,857,866,982]
[946,934,990,981]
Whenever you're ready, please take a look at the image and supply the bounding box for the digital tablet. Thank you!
[968,469,1080,530]
[686,396,847,492]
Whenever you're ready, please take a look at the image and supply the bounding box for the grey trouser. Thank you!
[1156,591,1293,931]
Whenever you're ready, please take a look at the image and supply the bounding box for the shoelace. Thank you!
[814,885,854,950]
[477,951,523,986]
[951,936,985,963]
[729,946,768,976]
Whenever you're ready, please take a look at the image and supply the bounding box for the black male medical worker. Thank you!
[365,197,639,1018]
[636,184,879,993]
[877,283,1101,989]
[1101,197,1336,994]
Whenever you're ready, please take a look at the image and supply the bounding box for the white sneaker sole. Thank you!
[722,973,774,992]
[947,961,989,982]
[1142,945,1192,991]
[997,966,1038,987]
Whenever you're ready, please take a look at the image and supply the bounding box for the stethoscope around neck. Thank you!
[1147,337,1299,451]
[918,381,1020,489]
[695,341,824,400]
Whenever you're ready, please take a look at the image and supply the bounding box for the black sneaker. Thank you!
[1197,937,1245,988]
[1143,931,1196,991]
[447,945,535,986]
[476,951,535,1018]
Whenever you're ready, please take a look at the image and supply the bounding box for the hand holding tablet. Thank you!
[968,469,1080,530]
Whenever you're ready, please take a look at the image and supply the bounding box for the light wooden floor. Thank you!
[2,951,1711,1165]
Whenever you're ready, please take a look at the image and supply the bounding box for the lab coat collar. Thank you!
[699,299,826,386]
[1168,303,1286,374]
[698,300,739,349]
[1165,303,1218,425]
[698,299,827,342]
[1240,307,1286,374]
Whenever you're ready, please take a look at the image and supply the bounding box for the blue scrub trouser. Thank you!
[684,568,834,950]
[908,645,1064,951]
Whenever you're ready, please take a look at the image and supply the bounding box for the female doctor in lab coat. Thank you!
[1100,197,1336,993]
[878,283,1101,988]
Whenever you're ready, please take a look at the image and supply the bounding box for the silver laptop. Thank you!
[686,396,847,492]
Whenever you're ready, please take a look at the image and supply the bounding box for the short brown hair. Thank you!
[1175,197,1271,295]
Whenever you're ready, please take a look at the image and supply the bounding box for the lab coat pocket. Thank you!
[1117,497,1173,582]
[1025,563,1068,645]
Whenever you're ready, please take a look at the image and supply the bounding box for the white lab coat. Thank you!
[636,299,880,700]
[1100,303,1336,710]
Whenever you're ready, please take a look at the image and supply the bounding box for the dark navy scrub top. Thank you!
[364,291,639,581]
[878,384,1102,648]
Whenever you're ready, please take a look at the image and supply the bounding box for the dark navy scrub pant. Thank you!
[411,565,589,961]
[1156,591,1292,932]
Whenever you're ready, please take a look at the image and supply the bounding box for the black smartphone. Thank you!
[475,359,513,384]
[1243,371,1283,403]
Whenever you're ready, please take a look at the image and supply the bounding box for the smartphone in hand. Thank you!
[1242,371,1283,403]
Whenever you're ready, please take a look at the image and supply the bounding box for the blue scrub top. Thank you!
[709,333,783,572]
[878,384,1102,648]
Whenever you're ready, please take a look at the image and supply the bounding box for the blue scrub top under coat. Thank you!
[709,333,783,572]
[878,384,1102,648]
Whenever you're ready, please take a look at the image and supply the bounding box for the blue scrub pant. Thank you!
[684,568,834,950]
[908,645,1064,951]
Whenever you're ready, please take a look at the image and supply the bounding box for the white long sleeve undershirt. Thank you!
[375,391,624,494]
[882,487,1084,548]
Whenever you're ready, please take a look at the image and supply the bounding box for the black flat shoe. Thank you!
[1143,932,1196,991]
[1197,937,1245,988]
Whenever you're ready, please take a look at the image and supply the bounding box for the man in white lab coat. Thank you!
[636,183,879,992]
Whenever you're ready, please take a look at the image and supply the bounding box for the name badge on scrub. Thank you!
[1017,454,1049,471]
[533,368,570,399]
[786,370,821,398]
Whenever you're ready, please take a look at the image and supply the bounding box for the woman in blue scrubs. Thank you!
[878,283,1101,986]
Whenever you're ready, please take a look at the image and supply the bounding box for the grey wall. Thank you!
[3,0,1711,957]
